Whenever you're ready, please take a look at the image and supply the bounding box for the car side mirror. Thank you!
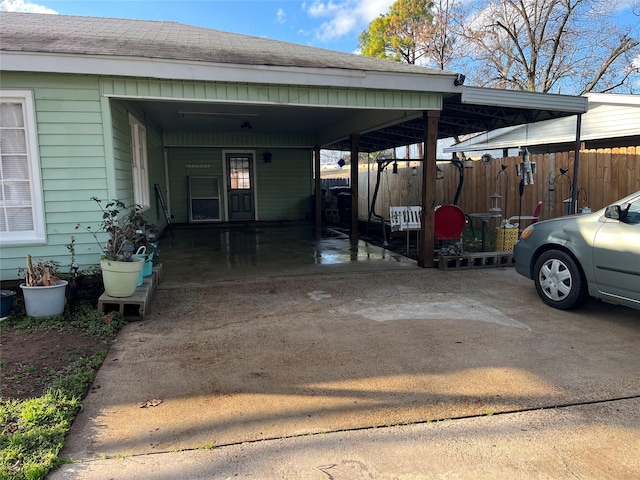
[605,205,621,220]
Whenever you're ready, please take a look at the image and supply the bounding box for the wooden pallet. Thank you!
[437,252,514,270]
[98,264,162,319]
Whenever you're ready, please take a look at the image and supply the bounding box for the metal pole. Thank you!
[350,134,360,245]
[570,114,582,215]
[314,146,322,233]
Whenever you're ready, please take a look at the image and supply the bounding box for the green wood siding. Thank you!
[165,147,312,223]
[0,73,109,279]
[0,75,168,280]
[164,131,314,148]
[166,148,224,223]
[256,149,313,221]
[102,78,442,110]
[109,101,135,204]
[146,125,168,229]
[109,100,167,233]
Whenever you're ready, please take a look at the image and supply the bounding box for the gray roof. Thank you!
[0,11,446,76]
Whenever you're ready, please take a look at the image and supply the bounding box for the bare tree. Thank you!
[461,0,640,94]
[359,0,639,94]
[426,0,469,70]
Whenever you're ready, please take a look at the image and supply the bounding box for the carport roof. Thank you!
[329,88,589,152]
[444,92,640,154]
[0,11,588,153]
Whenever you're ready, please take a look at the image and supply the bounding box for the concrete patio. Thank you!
[50,224,640,479]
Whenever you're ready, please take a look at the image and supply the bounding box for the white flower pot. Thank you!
[20,280,68,318]
[100,258,144,297]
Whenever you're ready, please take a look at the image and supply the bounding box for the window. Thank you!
[622,198,640,225]
[129,114,149,209]
[0,90,45,245]
[229,156,251,189]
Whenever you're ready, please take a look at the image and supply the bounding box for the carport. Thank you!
[131,85,588,267]
[317,87,588,265]
[1,12,588,274]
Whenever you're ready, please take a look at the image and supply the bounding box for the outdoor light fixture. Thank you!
[436,166,444,180]
[392,161,398,174]
[411,166,418,176]
[263,152,272,163]
[454,73,466,86]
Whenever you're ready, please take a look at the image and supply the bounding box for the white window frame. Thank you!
[128,113,150,209]
[0,90,45,245]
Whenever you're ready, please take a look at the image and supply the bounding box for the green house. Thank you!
[0,12,587,280]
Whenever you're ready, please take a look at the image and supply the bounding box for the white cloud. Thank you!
[307,0,350,18]
[0,0,57,13]
[356,0,396,22]
[276,7,286,24]
[305,0,394,42]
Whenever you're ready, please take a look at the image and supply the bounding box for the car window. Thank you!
[621,198,640,225]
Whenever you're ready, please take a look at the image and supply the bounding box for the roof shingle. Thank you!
[0,12,448,76]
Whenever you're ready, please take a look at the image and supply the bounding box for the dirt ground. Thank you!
[0,328,105,400]
[0,282,112,401]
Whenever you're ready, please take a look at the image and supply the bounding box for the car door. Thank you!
[592,195,640,303]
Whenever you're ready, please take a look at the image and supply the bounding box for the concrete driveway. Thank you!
[50,228,640,479]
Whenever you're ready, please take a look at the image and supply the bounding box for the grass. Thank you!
[0,285,126,480]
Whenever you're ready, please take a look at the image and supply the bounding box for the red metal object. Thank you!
[434,204,466,241]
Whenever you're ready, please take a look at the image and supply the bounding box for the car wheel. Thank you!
[533,250,587,310]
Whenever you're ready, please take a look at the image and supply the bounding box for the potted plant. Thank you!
[64,235,101,302]
[76,198,145,298]
[19,255,68,318]
[126,207,159,285]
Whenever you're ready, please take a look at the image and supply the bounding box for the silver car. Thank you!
[513,191,640,310]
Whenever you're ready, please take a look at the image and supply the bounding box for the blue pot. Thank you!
[1,290,16,317]
[133,254,146,286]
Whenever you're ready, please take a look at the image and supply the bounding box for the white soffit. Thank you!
[461,86,588,113]
[446,95,639,152]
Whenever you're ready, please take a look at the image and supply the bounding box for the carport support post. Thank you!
[350,134,360,244]
[570,113,582,215]
[314,146,322,233]
[418,110,440,268]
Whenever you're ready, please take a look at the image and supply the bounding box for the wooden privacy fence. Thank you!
[357,147,640,224]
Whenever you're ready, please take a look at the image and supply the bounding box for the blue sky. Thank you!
[2,0,636,58]
[0,0,397,53]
